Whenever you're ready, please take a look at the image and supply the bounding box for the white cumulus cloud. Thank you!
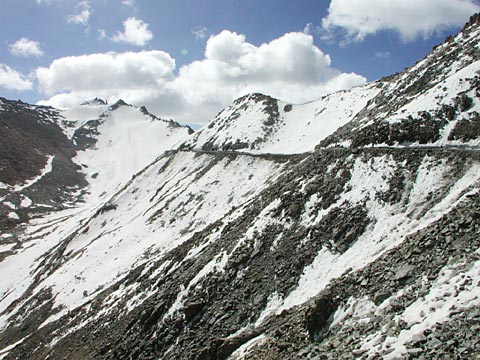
[0,64,33,91]
[112,17,153,46]
[9,38,44,58]
[66,0,91,25]
[168,31,365,115]
[322,0,480,42]
[36,51,175,96]
[37,30,366,125]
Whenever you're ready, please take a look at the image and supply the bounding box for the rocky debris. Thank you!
[73,119,103,150]
[95,202,118,216]
[139,105,194,134]
[305,295,337,342]
[182,302,206,323]
[455,94,474,113]
[3,145,480,360]
[232,189,480,360]
[0,98,76,186]
[448,111,480,141]
[258,94,280,128]
[310,205,369,253]
[465,13,480,29]
[351,114,448,148]
[415,307,480,358]
[393,263,416,281]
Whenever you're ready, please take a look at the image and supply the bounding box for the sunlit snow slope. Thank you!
[65,100,193,203]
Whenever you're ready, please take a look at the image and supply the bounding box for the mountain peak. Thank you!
[108,99,129,111]
[230,92,278,109]
[80,97,107,106]
[464,12,480,32]
[139,105,150,115]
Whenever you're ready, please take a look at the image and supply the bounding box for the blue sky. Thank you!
[1,0,479,124]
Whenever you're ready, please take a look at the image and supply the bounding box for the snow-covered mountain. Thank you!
[64,99,193,204]
[1,14,480,360]
[181,86,379,154]
[0,98,192,228]
[184,15,480,154]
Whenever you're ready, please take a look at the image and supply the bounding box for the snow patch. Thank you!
[227,334,267,360]
[20,197,33,208]
[3,202,16,209]
[13,155,54,192]
[330,296,377,329]
[74,105,190,205]
[7,212,19,220]
[186,85,380,154]
[165,251,229,318]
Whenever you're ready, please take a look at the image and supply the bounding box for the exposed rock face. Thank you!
[1,14,480,360]
[318,16,480,149]
[0,97,86,231]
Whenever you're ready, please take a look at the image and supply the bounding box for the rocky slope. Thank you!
[1,14,480,360]
[0,98,84,230]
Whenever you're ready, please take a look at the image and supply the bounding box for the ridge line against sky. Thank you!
[1,0,479,125]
